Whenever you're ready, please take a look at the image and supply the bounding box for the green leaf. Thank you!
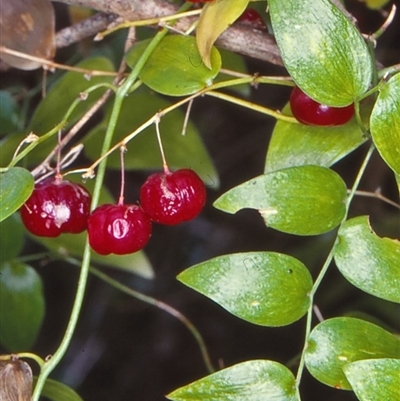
[370,72,400,175]
[268,0,373,106]
[196,0,250,69]
[177,252,312,326]
[334,216,400,303]
[84,89,218,186]
[0,167,34,223]
[214,165,347,235]
[0,90,19,134]
[0,214,24,263]
[305,317,400,390]
[265,104,366,173]
[167,360,298,401]
[34,232,154,279]
[126,36,221,96]
[36,378,84,401]
[0,262,45,351]
[343,359,400,400]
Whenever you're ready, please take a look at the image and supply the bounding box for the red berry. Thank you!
[20,178,91,237]
[140,169,206,225]
[87,204,152,255]
[289,86,355,126]
[238,8,266,30]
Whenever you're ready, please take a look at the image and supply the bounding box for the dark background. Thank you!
[1,1,399,400]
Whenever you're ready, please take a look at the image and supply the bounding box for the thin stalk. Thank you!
[206,91,298,123]
[295,143,375,395]
[88,266,215,374]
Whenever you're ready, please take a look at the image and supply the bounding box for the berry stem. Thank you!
[118,146,126,206]
[155,115,170,175]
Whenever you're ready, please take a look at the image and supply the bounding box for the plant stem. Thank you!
[294,143,375,396]
[88,266,215,374]
[31,18,182,401]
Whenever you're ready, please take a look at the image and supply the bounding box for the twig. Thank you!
[352,189,400,210]
[53,0,284,66]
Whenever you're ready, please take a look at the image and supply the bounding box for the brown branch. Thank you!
[52,0,283,66]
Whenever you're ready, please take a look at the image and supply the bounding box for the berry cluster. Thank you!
[21,169,206,255]
[289,86,355,126]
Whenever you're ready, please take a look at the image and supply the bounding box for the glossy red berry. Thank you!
[20,178,91,237]
[87,204,152,255]
[238,8,266,30]
[140,169,206,225]
[289,86,355,126]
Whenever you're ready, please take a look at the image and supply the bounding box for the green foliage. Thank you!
[334,216,400,303]
[370,72,400,175]
[0,215,24,262]
[126,35,221,96]
[0,167,34,222]
[0,91,19,134]
[268,0,373,106]
[304,317,400,389]
[178,252,313,326]
[167,360,298,401]
[214,165,347,235]
[0,262,45,351]
[344,359,400,400]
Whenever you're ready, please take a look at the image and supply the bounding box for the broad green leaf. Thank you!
[370,72,400,175]
[196,0,250,69]
[214,165,347,235]
[0,167,34,222]
[0,262,45,351]
[36,378,84,401]
[334,216,400,303]
[167,360,298,401]
[268,0,373,106]
[265,104,366,173]
[343,359,400,400]
[34,232,154,279]
[84,89,218,186]
[0,214,24,262]
[177,252,312,326]
[0,90,19,134]
[126,36,221,96]
[305,317,400,390]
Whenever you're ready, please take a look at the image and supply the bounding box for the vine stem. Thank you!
[87,265,215,374]
[294,142,376,397]
[30,4,192,397]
